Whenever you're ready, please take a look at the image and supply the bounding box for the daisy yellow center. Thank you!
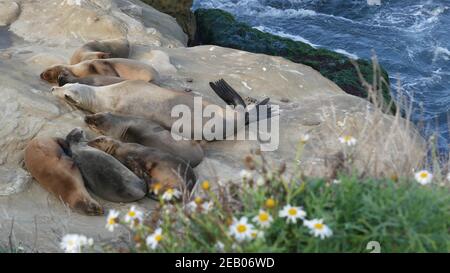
[128,211,136,217]
[236,224,247,233]
[155,234,162,242]
[194,197,203,205]
[259,212,269,222]
[420,172,428,179]
[202,181,210,190]
[288,208,298,216]
[108,218,116,225]
[152,183,162,192]
[344,136,352,142]
[314,223,324,230]
[265,199,276,208]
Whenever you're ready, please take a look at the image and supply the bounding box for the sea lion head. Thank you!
[87,135,120,155]
[40,65,67,83]
[66,128,88,144]
[57,69,77,87]
[51,83,95,111]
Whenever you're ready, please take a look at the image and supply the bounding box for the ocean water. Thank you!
[193,0,450,153]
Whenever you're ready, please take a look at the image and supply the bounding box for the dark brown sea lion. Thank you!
[84,112,204,167]
[70,39,130,65]
[24,137,103,215]
[40,58,159,84]
[88,136,197,198]
[66,128,148,203]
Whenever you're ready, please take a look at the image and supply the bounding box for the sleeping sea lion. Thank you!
[40,58,159,84]
[52,79,273,140]
[24,137,103,215]
[65,128,147,203]
[70,38,130,65]
[84,112,204,167]
[57,70,125,87]
[88,136,197,198]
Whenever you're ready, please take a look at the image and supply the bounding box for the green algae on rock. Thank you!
[195,8,395,113]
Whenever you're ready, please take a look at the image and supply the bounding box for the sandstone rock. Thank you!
[10,0,187,48]
[0,1,20,26]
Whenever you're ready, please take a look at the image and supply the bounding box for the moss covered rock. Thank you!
[141,0,196,45]
[195,8,395,113]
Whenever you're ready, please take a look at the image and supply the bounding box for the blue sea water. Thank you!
[193,0,450,153]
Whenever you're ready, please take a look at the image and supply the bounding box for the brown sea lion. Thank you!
[66,128,148,203]
[24,137,103,215]
[88,136,197,198]
[51,80,273,141]
[57,70,125,87]
[70,39,130,65]
[84,112,204,167]
[40,58,159,84]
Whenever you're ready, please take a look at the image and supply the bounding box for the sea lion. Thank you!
[84,112,204,167]
[66,128,148,203]
[52,80,273,140]
[24,137,103,215]
[40,58,159,84]
[70,39,130,65]
[57,70,124,87]
[88,136,197,198]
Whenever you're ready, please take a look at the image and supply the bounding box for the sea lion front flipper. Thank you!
[209,79,247,107]
[90,60,119,77]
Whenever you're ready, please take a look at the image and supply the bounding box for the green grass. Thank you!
[97,168,449,253]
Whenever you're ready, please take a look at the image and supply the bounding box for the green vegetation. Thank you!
[85,153,449,253]
[195,8,395,113]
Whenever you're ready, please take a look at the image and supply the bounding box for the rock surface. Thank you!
[0,1,20,26]
[0,0,424,252]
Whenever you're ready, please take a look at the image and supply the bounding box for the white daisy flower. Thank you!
[201,201,213,214]
[60,234,93,253]
[229,217,254,242]
[279,204,306,224]
[304,219,333,239]
[339,135,357,146]
[146,228,163,250]
[162,188,182,201]
[446,172,450,182]
[215,241,225,252]
[256,176,265,187]
[124,206,143,228]
[240,170,253,180]
[252,210,273,228]
[105,209,120,232]
[414,170,433,185]
[186,201,197,213]
[332,179,341,184]
[300,134,310,143]
[251,230,265,240]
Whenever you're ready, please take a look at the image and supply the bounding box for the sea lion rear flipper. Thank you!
[209,79,247,107]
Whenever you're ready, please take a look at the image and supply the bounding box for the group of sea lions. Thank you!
[24,39,274,215]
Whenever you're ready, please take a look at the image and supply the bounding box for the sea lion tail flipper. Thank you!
[209,79,247,107]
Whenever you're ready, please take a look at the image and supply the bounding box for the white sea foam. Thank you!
[334,49,359,60]
[432,46,450,62]
[253,25,319,48]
